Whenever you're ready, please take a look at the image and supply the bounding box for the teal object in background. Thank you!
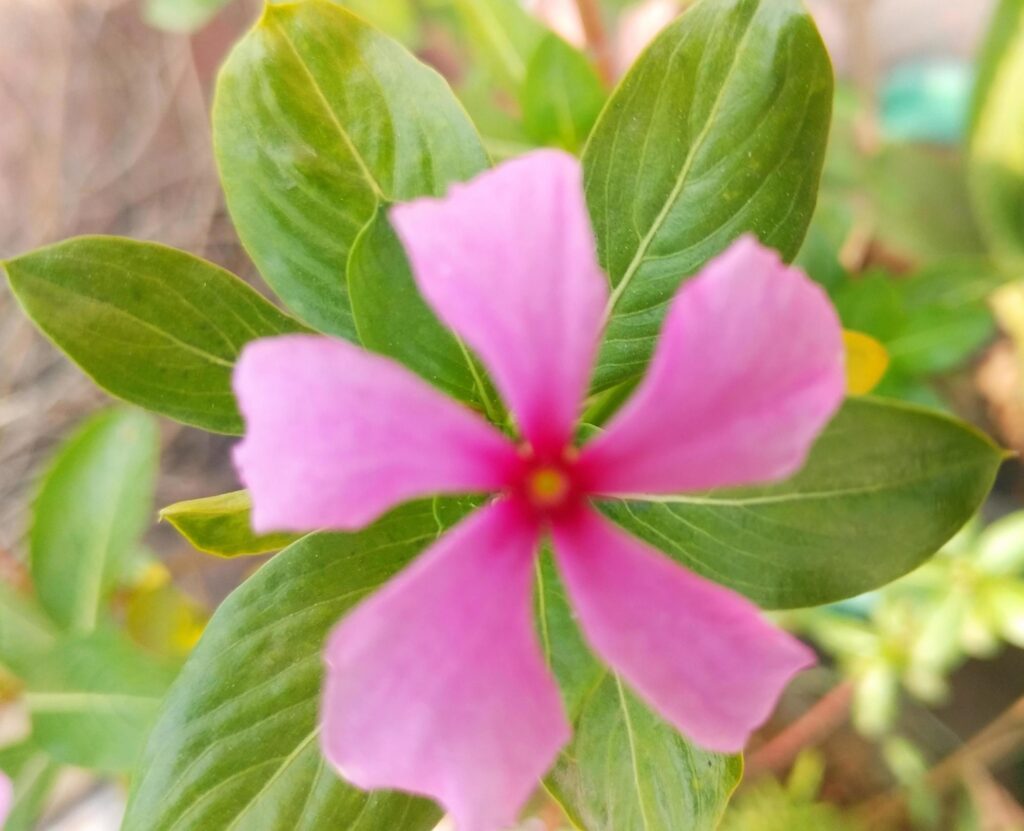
[882,60,974,144]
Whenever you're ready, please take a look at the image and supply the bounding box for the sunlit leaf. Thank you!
[160,491,301,558]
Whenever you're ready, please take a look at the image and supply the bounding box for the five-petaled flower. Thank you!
[233,150,846,831]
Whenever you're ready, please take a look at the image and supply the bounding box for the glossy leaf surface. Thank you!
[537,557,742,831]
[601,399,1004,609]
[583,0,833,390]
[214,0,488,336]
[4,238,305,434]
[122,499,477,830]
[161,491,301,558]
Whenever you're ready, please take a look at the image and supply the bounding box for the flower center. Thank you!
[508,445,584,518]
[527,466,571,508]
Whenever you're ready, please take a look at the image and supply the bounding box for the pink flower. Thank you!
[233,150,845,831]
[0,771,11,827]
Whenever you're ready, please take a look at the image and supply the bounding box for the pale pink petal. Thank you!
[391,150,608,454]
[0,771,10,827]
[616,0,680,75]
[525,0,586,48]
[233,335,517,532]
[552,507,815,753]
[581,236,845,495]
[322,502,569,831]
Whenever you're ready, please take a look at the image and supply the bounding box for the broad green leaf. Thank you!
[144,0,230,31]
[122,498,476,831]
[25,628,179,773]
[214,0,488,336]
[536,556,742,830]
[600,398,1004,609]
[0,583,56,680]
[549,676,743,831]
[969,0,1024,268]
[450,0,546,89]
[160,490,301,558]
[0,741,61,831]
[583,0,833,391]
[521,33,607,152]
[30,408,158,632]
[832,273,907,342]
[348,210,497,411]
[4,237,306,434]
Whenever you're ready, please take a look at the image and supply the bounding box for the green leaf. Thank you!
[25,628,179,773]
[4,237,306,434]
[0,741,61,831]
[122,498,475,830]
[348,209,497,411]
[969,0,1024,269]
[160,490,302,558]
[832,273,907,342]
[449,0,546,89]
[886,304,994,377]
[521,33,607,152]
[340,0,418,42]
[536,557,742,830]
[600,398,1004,609]
[0,583,57,680]
[583,0,833,391]
[144,0,230,31]
[548,676,743,831]
[868,144,986,262]
[214,0,488,336]
[30,408,158,632]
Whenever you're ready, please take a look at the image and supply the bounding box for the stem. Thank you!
[573,0,615,84]
[746,681,855,777]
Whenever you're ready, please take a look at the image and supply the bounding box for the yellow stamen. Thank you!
[528,467,570,507]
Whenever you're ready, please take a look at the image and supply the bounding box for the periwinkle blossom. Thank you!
[0,770,10,827]
[233,151,845,831]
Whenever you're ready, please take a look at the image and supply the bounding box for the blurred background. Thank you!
[4,0,1024,828]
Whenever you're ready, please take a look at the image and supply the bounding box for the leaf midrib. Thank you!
[264,9,386,202]
[612,455,997,508]
[597,5,761,322]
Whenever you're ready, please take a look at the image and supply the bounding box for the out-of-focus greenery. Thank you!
[0,409,205,830]
[720,752,861,831]
[787,512,1024,738]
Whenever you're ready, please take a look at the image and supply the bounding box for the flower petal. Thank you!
[233,335,516,532]
[391,150,608,453]
[322,501,569,831]
[580,236,845,494]
[552,507,814,753]
[0,771,10,827]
